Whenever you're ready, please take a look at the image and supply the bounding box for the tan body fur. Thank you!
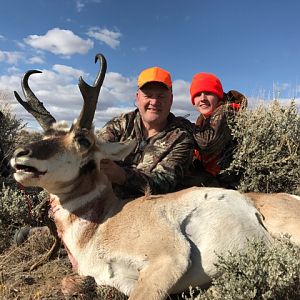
[55,187,272,297]
[247,192,300,245]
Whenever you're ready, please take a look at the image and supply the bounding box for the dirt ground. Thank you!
[0,229,73,300]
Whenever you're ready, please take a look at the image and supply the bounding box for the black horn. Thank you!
[14,70,56,131]
[77,53,107,130]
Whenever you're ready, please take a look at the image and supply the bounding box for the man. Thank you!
[98,66,194,198]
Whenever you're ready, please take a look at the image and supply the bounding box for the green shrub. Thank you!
[184,236,300,300]
[0,184,48,227]
[0,104,24,175]
[0,103,47,229]
[224,100,300,194]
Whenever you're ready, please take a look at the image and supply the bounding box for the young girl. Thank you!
[186,73,246,189]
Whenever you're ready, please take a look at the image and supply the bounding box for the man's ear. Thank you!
[170,92,173,105]
[135,90,140,107]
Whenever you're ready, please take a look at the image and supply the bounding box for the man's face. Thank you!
[194,92,219,117]
[136,82,173,127]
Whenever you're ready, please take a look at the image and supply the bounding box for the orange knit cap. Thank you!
[190,73,224,105]
[138,67,172,90]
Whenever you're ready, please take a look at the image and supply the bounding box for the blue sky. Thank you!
[0,0,300,129]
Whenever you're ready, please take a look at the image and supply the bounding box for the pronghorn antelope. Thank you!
[10,54,299,300]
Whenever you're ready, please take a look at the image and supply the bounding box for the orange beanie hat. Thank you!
[190,73,224,105]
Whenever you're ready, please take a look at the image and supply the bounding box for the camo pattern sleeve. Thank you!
[97,110,194,198]
[193,105,233,156]
[97,112,135,143]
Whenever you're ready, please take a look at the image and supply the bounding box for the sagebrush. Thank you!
[0,104,24,178]
[184,236,300,300]
[225,100,300,194]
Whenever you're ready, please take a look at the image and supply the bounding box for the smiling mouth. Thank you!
[147,107,161,112]
[15,164,47,176]
[199,103,210,107]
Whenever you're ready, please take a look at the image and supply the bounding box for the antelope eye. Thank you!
[77,137,91,148]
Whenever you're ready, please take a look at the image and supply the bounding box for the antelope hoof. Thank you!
[61,275,97,298]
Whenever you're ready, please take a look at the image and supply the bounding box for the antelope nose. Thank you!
[14,148,31,158]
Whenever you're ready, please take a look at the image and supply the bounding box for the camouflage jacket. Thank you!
[194,105,233,155]
[192,104,237,176]
[193,90,246,161]
[179,104,239,189]
[97,109,194,198]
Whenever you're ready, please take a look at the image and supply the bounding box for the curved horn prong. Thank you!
[14,70,56,131]
[77,53,107,130]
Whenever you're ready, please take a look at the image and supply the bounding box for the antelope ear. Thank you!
[98,140,137,161]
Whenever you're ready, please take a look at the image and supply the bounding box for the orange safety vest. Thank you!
[193,149,221,177]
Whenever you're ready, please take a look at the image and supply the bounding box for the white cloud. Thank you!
[87,27,121,49]
[132,46,148,52]
[75,0,102,12]
[104,72,136,101]
[94,106,134,127]
[0,50,22,64]
[52,64,86,79]
[24,28,94,56]
[28,56,45,64]
[172,79,198,120]
[14,40,26,49]
[7,66,20,74]
[76,0,85,12]
[271,81,300,99]
[0,34,6,41]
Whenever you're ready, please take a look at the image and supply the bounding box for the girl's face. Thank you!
[193,92,219,117]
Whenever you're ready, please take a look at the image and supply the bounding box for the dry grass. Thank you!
[0,230,72,300]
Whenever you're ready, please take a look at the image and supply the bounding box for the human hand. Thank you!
[100,159,126,185]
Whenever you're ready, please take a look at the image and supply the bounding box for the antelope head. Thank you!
[11,54,135,192]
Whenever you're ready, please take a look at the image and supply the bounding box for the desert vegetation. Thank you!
[225,100,300,194]
[0,99,299,299]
